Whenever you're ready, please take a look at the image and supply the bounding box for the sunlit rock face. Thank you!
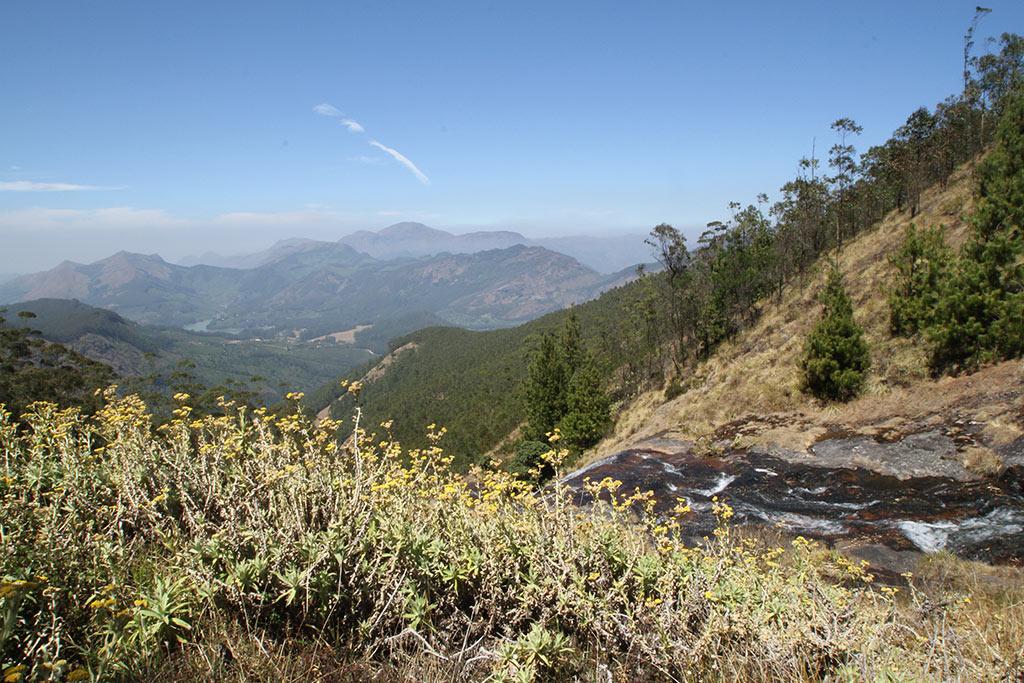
[562,435,1024,566]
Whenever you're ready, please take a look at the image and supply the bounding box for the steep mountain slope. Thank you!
[0,252,242,326]
[1,244,628,339]
[590,163,998,457]
[178,238,331,269]
[221,244,625,337]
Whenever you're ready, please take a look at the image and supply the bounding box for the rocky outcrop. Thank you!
[562,430,1024,567]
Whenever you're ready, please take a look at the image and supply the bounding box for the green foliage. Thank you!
[523,331,569,442]
[3,298,373,413]
[507,440,552,483]
[801,267,871,401]
[523,316,610,453]
[927,86,1024,373]
[0,309,115,418]
[3,396,1001,681]
[889,224,953,336]
[559,351,612,452]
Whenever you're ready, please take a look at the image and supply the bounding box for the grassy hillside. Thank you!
[590,161,1024,465]
[324,153,1022,473]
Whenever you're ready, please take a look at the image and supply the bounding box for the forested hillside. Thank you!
[323,32,1024,469]
[0,308,115,417]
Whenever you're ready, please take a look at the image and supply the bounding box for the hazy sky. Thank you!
[1,1,1022,272]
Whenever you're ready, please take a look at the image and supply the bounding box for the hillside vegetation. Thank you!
[592,163,1003,455]
[323,34,1024,471]
[2,397,1022,681]
[0,309,115,418]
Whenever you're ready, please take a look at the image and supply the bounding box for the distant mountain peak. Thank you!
[377,222,453,239]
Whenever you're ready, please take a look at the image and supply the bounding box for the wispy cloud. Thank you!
[312,103,365,134]
[0,181,122,192]
[314,102,430,185]
[340,118,365,133]
[368,140,430,185]
[313,103,342,117]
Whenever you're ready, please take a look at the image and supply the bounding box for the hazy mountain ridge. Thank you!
[0,239,634,338]
[179,222,652,274]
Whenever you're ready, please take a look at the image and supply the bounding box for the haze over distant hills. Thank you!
[0,232,641,341]
[179,222,651,274]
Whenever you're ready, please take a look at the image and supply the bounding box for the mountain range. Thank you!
[0,225,642,341]
[179,222,652,274]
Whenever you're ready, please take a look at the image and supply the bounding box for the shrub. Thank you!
[507,439,553,483]
[1,392,1019,681]
[801,265,871,401]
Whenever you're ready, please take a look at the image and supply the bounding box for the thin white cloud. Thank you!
[340,118,365,134]
[369,140,431,185]
[314,102,430,185]
[313,103,363,133]
[0,181,121,192]
[313,103,342,117]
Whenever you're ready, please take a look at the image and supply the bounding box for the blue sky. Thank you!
[1,0,1022,271]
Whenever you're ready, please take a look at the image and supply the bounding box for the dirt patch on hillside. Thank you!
[312,324,373,344]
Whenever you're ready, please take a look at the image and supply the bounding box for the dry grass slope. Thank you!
[592,163,1023,464]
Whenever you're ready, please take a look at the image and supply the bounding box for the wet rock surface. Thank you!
[563,435,1024,566]
[809,430,970,481]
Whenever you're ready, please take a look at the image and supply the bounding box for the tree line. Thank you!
[520,18,1022,449]
[612,22,1021,395]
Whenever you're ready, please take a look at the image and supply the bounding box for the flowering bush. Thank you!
[0,389,1018,681]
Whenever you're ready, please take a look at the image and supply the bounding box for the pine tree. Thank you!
[523,331,568,441]
[889,224,952,336]
[801,266,871,401]
[929,85,1024,372]
[558,350,611,452]
[522,314,610,452]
